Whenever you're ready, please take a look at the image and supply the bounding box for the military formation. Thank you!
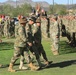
[60,15,76,47]
[0,4,76,72]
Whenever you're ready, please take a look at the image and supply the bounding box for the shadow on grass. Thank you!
[0,42,14,51]
[59,41,76,55]
[44,60,76,69]
[1,60,76,71]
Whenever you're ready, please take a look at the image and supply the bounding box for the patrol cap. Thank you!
[20,18,27,24]
[36,19,41,23]
[29,17,36,22]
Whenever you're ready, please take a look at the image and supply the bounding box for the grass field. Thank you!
[0,37,76,75]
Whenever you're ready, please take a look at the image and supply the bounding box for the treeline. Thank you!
[49,4,68,15]
[0,3,32,17]
[0,3,71,16]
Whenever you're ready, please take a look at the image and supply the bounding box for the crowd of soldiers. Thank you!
[0,4,76,72]
[59,15,76,47]
[0,15,15,40]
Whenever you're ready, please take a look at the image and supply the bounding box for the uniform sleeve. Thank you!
[33,25,38,34]
[18,27,26,42]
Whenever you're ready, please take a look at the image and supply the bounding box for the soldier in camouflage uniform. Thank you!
[34,18,49,66]
[50,15,60,55]
[41,16,48,38]
[70,16,76,46]
[63,16,71,44]
[8,18,38,72]
[26,17,43,68]
[4,17,10,38]
[0,21,2,43]
[73,16,76,46]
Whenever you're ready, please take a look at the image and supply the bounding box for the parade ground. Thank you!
[0,37,76,75]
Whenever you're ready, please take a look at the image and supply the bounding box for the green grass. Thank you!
[0,37,76,75]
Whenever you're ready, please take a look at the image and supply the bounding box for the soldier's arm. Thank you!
[33,25,37,34]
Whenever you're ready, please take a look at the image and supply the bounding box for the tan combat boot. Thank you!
[19,61,28,70]
[44,61,49,65]
[51,45,59,55]
[28,63,39,71]
[53,50,59,55]
[8,63,16,72]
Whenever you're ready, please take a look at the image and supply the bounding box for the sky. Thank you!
[0,0,76,4]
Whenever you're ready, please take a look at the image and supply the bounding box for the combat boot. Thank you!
[8,63,16,72]
[53,50,59,55]
[44,61,49,65]
[19,61,28,70]
[51,46,59,55]
[28,63,39,71]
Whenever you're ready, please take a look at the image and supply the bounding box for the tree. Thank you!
[49,4,67,15]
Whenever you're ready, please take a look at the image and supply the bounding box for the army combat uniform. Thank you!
[34,19,49,65]
[41,16,48,38]
[50,16,60,55]
[8,18,38,72]
[25,17,43,67]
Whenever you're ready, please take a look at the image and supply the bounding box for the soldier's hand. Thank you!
[28,42,32,46]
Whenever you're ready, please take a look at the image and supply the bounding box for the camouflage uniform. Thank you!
[65,18,71,43]
[0,22,2,42]
[50,17,60,55]
[74,18,76,45]
[34,19,49,65]
[4,19,10,38]
[10,24,31,65]
[25,16,44,67]
[0,22,2,38]
[26,22,42,66]
[9,18,15,37]
[8,18,39,72]
[41,17,48,38]
[70,18,76,46]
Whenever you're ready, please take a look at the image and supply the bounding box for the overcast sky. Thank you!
[0,0,76,4]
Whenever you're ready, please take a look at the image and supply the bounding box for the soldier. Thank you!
[41,16,48,38]
[8,18,38,72]
[50,15,60,55]
[9,18,15,37]
[4,16,10,38]
[70,16,76,47]
[26,17,43,68]
[0,22,2,43]
[65,16,71,44]
[0,21,2,37]
[34,18,49,65]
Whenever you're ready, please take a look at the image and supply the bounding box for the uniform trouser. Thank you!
[35,42,48,62]
[29,44,40,60]
[10,47,31,65]
[28,44,42,66]
[51,35,59,52]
